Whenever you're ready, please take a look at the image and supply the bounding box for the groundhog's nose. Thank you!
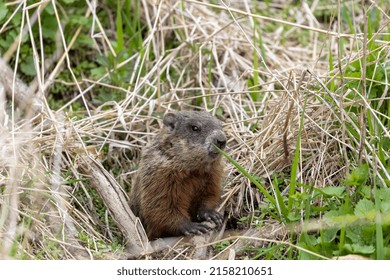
[214,133,227,150]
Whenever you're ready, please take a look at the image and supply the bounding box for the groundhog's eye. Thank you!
[191,125,200,132]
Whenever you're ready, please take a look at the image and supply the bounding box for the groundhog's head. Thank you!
[161,111,226,167]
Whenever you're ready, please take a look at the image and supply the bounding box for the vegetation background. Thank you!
[0,0,389,260]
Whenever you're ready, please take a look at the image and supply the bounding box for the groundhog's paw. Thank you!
[181,221,211,236]
[197,208,223,227]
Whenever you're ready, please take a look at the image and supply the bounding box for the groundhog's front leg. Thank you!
[194,173,223,228]
[143,202,213,238]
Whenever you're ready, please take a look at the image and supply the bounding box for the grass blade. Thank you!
[217,147,277,208]
[116,0,124,53]
[288,97,308,212]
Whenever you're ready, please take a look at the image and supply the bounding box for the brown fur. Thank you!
[129,111,226,239]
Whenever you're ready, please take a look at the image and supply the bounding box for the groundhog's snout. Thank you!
[214,133,227,149]
[208,130,227,158]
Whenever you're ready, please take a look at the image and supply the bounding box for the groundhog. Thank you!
[129,111,227,240]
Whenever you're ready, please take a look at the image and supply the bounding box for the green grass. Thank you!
[218,2,390,259]
[221,157,390,259]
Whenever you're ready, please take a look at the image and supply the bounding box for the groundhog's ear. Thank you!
[163,112,177,131]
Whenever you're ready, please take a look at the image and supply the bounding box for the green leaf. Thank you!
[318,186,346,198]
[300,233,318,247]
[42,16,58,39]
[324,209,343,218]
[359,185,371,199]
[44,3,54,15]
[297,235,321,260]
[96,55,112,69]
[20,57,36,76]
[377,188,390,202]
[320,228,339,243]
[380,202,390,214]
[376,188,390,214]
[345,226,359,244]
[348,225,375,244]
[215,107,224,117]
[272,175,289,220]
[343,164,369,186]
[286,212,300,222]
[354,198,375,219]
[343,243,375,255]
[0,2,8,22]
[381,137,390,151]
[69,15,89,26]
[91,67,107,80]
[0,29,17,48]
[115,0,124,53]
[62,0,77,4]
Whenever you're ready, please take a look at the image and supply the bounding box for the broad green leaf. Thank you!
[377,188,390,202]
[0,3,8,22]
[96,55,112,68]
[346,226,363,244]
[380,202,390,214]
[354,198,375,219]
[343,164,369,186]
[319,186,346,198]
[344,243,375,255]
[20,57,36,76]
[320,228,338,243]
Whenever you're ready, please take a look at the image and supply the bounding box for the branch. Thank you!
[77,155,150,255]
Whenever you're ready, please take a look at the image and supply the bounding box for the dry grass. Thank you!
[0,0,389,259]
